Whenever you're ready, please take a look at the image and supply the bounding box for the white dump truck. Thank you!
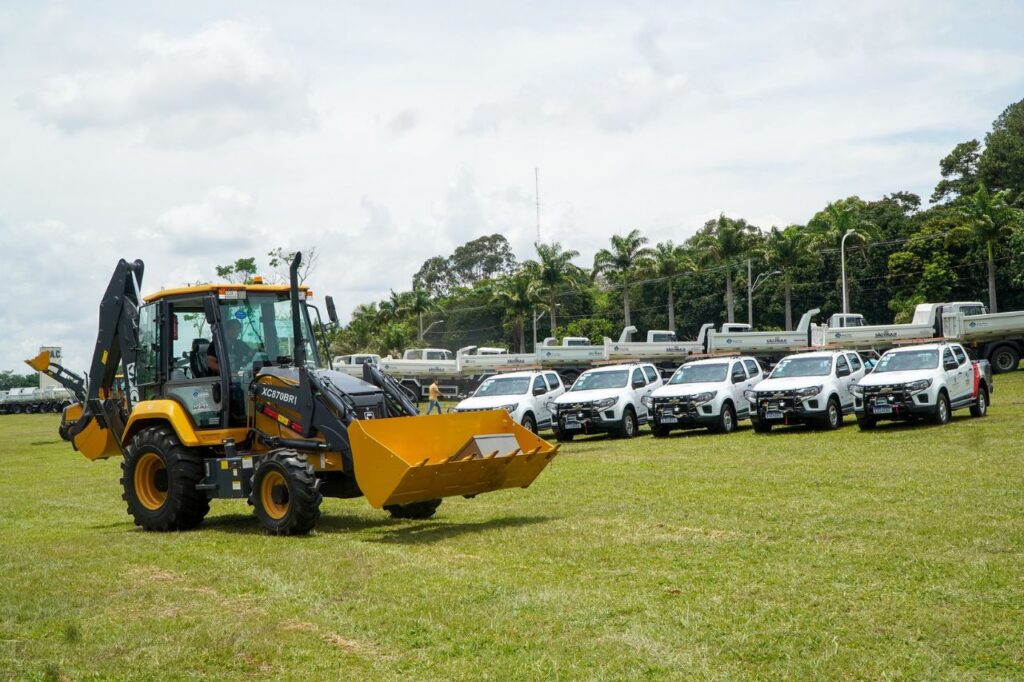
[704,309,820,356]
[604,324,715,362]
[941,306,1024,373]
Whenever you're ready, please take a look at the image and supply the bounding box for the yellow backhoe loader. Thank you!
[29,254,557,534]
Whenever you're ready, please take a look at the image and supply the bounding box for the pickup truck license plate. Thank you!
[564,419,581,430]
[659,415,678,424]
[765,410,784,420]
[872,404,893,415]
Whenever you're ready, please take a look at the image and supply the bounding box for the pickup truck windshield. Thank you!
[874,350,939,372]
[670,363,727,384]
[474,377,530,397]
[770,357,833,378]
[571,370,628,391]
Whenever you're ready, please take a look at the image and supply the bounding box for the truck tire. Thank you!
[555,429,574,442]
[122,425,210,532]
[651,422,671,438]
[711,401,736,434]
[521,413,537,434]
[970,385,989,418]
[931,390,950,425]
[251,449,322,535]
[385,499,441,519]
[616,407,638,439]
[856,414,877,430]
[820,396,842,430]
[989,345,1020,374]
[560,370,580,387]
[752,417,772,433]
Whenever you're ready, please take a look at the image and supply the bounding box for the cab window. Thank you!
[836,355,850,375]
[544,372,561,391]
[943,348,957,368]
[532,376,547,394]
[731,363,746,381]
[631,368,646,386]
[643,366,658,383]
[848,353,862,372]
[742,359,759,377]
[952,346,968,365]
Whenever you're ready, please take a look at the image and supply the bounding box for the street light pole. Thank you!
[748,269,782,327]
[421,319,444,339]
[841,229,855,315]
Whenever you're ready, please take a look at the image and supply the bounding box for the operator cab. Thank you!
[138,285,321,429]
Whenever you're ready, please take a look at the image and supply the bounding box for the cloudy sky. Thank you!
[1,1,1023,372]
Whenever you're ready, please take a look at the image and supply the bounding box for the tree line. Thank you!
[331,99,1024,357]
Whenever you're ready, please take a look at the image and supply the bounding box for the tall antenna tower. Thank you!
[534,167,541,242]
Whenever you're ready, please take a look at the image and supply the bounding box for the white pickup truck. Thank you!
[851,342,991,429]
[643,356,765,435]
[331,353,382,377]
[746,350,867,432]
[550,363,663,441]
[453,370,566,433]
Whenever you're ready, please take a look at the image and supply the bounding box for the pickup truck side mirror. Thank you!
[732,372,745,384]
[836,366,851,377]
[632,379,645,389]
[533,386,546,396]
[944,359,959,371]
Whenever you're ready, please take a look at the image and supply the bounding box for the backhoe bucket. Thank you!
[347,410,559,508]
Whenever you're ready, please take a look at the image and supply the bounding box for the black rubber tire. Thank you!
[385,498,442,519]
[24,405,35,414]
[617,407,638,439]
[752,418,772,433]
[651,422,671,438]
[122,425,210,532]
[970,385,989,417]
[712,402,736,434]
[989,346,1020,374]
[931,390,950,425]
[521,413,537,434]
[856,414,877,430]
[555,430,574,442]
[251,449,322,535]
[821,397,842,430]
[560,370,580,388]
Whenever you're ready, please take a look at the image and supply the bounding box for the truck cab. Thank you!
[402,348,453,361]
[646,330,678,343]
[851,342,990,428]
[828,313,866,328]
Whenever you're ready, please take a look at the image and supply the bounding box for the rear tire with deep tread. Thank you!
[970,385,989,418]
[251,449,322,535]
[385,499,441,519]
[122,425,210,532]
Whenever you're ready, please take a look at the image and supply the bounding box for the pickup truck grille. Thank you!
[652,397,699,417]
[755,390,799,411]
[861,385,914,407]
[555,402,602,421]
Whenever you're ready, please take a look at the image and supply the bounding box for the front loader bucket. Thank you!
[347,410,559,509]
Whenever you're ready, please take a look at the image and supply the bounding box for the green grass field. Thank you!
[2,376,1023,681]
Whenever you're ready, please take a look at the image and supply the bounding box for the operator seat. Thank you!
[190,339,211,378]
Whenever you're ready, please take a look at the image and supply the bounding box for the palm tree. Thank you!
[808,199,878,310]
[535,241,583,331]
[960,185,1022,312]
[651,241,696,330]
[765,226,812,330]
[398,286,435,340]
[694,215,756,323]
[592,229,655,328]
[491,268,542,352]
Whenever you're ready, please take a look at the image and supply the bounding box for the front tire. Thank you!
[521,413,537,434]
[122,425,209,531]
[555,429,574,442]
[617,407,638,439]
[970,385,989,418]
[712,402,736,434]
[752,417,772,433]
[931,390,950,425]
[651,422,671,438]
[820,397,842,430]
[856,414,877,430]
[251,449,321,535]
[385,499,441,519]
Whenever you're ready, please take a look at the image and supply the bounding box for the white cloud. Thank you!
[22,20,314,145]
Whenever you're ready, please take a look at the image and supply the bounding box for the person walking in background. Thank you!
[427,378,443,415]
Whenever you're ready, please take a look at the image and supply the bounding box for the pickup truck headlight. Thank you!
[691,391,717,404]
[500,403,519,413]
[905,379,932,394]
[743,389,757,402]
[641,395,653,408]
[850,384,864,397]
[594,397,618,410]
[795,385,822,398]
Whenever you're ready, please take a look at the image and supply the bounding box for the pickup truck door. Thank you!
[631,368,651,418]
[740,359,762,415]
[949,347,973,403]
[727,361,749,414]
[940,348,965,402]
[531,375,552,425]
[834,355,855,409]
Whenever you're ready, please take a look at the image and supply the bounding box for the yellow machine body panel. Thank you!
[347,410,558,508]
[60,401,121,461]
[122,400,248,450]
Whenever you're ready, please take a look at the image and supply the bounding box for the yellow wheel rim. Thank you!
[134,452,168,510]
[260,471,289,520]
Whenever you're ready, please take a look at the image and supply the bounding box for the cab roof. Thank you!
[144,283,309,304]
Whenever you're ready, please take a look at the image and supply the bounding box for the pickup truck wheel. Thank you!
[651,423,671,438]
[856,414,876,430]
[931,391,950,425]
[990,346,1019,373]
[970,385,989,417]
[752,418,772,433]
[821,397,842,430]
[712,402,736,434]
[618,407,638,439]
[555,430,574,442]
[521,413,537,434]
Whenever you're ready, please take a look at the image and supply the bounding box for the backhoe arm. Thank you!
[25,350,87,403]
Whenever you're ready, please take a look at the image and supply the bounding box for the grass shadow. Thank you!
[31,440,61,446]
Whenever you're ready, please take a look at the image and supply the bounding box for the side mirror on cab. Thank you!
[533,385,546,396]
[632,379,645,389]
[836,365,851,377]
[944,359,959,371]
[325,295,339,325]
